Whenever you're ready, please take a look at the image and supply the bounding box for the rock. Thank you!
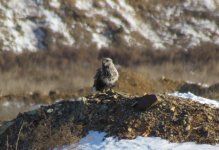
[186,125,191,131]
[0,121,15,135]
[113,95,118,99]
[128,127,132,132]
[77,97,87,102]
[47,108,53,113]
[132,94,159,111]
[143,131,149,137]
[31,91,41,100]
[49,90,58,97]
[26,110,38,116]
[170,106,175,112]
[99,104,108,113]
[207,116,213,121]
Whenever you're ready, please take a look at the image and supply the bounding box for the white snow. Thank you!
[75,0,93,11]
[60,131,219,150]
[75,0,107,17]
[92,33,110,49]
[109,16,126,29]
[185,81,210,88]
[183,0,217,11]
[1,100,42,109]
[2,101,10,107]
[169,92,219,108]
[49,0,60,9]
[84,23,110,49]
[164,6,182,19]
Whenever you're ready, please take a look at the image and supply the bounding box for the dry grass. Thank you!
[0,48,98,95]
[0,64,94,95]
[135,62,218,85]
[0,43,218,96]
[100,43,219,84]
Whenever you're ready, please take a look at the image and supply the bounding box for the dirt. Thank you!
[0,90,218,150]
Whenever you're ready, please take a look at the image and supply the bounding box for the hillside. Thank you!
[0,0,219,52]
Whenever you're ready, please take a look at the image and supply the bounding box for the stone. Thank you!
[132,94,158,111]
[0,121,15,135]
[47,108,53,113]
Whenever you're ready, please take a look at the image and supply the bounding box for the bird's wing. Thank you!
[93,68,104,91]
[93,68,101,86]
[94,68,101,80]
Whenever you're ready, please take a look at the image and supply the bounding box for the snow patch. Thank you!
[75,0,93,11]
[92,33,110,49]
[185,81,210,88]
[169,92,219,108]
[2,101,10,107]
[183,0,217,11]
[75,0,107,17]
[60,131,219,150]
[1,100,42,110]
[49,0,60,9]
[109,16,126,29]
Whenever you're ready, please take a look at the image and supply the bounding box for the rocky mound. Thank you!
[0,91,218,149]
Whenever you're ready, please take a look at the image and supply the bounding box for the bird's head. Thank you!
[102,57,113,68]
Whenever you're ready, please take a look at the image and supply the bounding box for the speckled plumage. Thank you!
[93,58,119,91]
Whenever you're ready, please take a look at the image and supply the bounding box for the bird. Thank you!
[93,57,119,92]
